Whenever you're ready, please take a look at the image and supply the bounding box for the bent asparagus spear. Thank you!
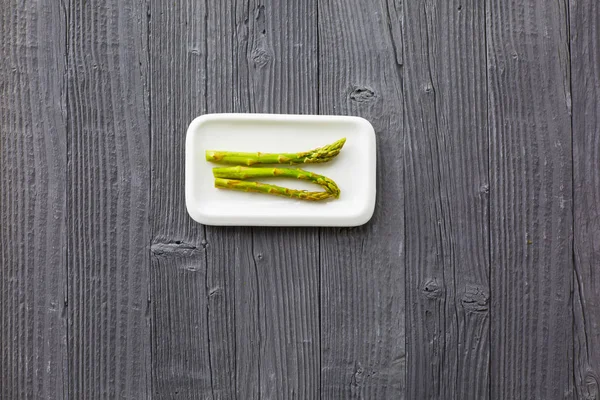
[213,166,340,200]
[206,138,346,165]
[215,179,335,201]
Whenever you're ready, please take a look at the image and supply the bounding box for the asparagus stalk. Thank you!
[206,138,346,165]
[214,178,335,201]
[213,166,340,201]
[213,166,340,197]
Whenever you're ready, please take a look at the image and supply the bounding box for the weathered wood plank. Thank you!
[203,1,258,398]
[0,1,68,398]
[203,2,256,397]
[402,0,490,398]
[66,0,151,397]
[150,0,321,398]
[148,0,214,398]
[571,0,600,397]
[318,1,405,398]
[487,0,574,398]
[241,1,321,397]
[204,0,322,398]
[148,1,251,398]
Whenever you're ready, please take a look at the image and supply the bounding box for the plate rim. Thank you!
[185,112,377,227]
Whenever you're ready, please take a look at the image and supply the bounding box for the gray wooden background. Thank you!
[1,0,599,398]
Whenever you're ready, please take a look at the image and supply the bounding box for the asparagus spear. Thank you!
[213,166,340,197]
[214,178,335,201]
[213,166,340,201]
[205,138,346,165]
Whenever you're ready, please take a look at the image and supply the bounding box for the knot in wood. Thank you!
[461,284,489,313]
[583,372,599,400]
[421,279,443,299]
[150,239,199,257]
[349,86,376,102]
[251,47,272,68]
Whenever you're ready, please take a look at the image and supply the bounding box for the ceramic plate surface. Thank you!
[185,113,376,226]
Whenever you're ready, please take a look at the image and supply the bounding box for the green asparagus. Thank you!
[214,179,336,201]
[206,138,346,165]
[213,166,340,198]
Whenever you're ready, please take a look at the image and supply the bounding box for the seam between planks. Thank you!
[567,0,575,391]
[63,1,71,398]
[315,1,323,399]
[484,0,492,398]
[146,0,153,398]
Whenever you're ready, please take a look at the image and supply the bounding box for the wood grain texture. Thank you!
[66,0,151,397]
[0,1,68,399]
[571,0,600,398]
[4,1,594,399]
[149,1,321,398]
[402,0,490,398]
[487,0,574,398]
[148,0,214,398]
[205,0,322,398]
[204,2,256,398]
[318,1,405,398]
[237,1,321,398]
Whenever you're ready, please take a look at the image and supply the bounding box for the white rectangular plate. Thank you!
[185,113,376,226]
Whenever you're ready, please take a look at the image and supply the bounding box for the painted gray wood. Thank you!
[402,0,490,398]
[65,0,151,397]
[318,1,405,398]
[150,0,321,398]
[235,1,322,397]
[204,3,251,397]
[148,0,213,397]
[4,0,600,399]
[0,2,68,399]
[487,0,574,398]
[571,0,600,398]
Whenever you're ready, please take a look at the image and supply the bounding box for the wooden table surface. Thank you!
[1,0,599,399]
